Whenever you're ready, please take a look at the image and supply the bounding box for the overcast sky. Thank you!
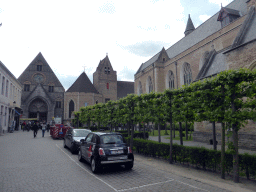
[0,0,232,90]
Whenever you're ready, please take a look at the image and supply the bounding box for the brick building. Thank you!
[64,55,134,124]
[134,0,256,149]
[18,53,65,123]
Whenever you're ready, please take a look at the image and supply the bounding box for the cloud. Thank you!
[119,41,168,57]
[98,2,116,14]
[117,66,136,81]
[199,15,211,22]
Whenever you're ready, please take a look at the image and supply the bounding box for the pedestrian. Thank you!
[41,122,46,137]
[47,122,50,132]
[32,122,39,138]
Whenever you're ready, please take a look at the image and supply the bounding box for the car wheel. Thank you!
[125,161,134,170]
[63,140,67,148]
[91,157,100,173]
[78,150,83,162]
[70,144,76,154]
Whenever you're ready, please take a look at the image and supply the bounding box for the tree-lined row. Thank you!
[73,68,256,183]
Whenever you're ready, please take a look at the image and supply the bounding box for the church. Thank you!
[18,53,134,124]
[134,0,256,149]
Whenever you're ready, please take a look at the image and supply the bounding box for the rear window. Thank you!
[73,129,91,137]
[100,134,123,144]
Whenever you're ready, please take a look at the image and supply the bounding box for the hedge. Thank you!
[125,137,256,180]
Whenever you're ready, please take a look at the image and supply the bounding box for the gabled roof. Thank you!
[66,72,99,93]
[0,61,22,87]
[117,81,134,99]
[156,47,170,62]
[217,7,240,21]
[184,14,195,36]
[18,52,64,89]
[22,83,53,104]
[96,55,114,72]
[135,0,247,75]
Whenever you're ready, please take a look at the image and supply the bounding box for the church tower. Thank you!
[184,14,195,36]
[93,55,117,102]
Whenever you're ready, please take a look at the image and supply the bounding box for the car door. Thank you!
[67,130,73,148]
[83,133,94,162]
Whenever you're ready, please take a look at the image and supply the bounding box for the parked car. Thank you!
[78,132,134,173]
[63,128,91,154]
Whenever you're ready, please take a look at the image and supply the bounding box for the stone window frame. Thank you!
[146,76,153,93]
[137,81,142,95]
[48,86,54,92]
[56,101,61,108]
[24,84,30,92]
[1,76,5,95]
[5,80,9,97]
[37,65,42,71]
[69,99,75,119]
[166,70,175,90]
[181,62,192,85]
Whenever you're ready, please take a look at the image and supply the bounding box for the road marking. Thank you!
[117,179,174,192]
[56,144,211,192]
[176,180,210,192]
[56,144,118,192]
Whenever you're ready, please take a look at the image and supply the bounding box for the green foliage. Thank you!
[128,137,256,177]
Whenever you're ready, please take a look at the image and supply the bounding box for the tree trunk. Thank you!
[143,123,146,139]
[212,121,217,150]
[173,123,175,138]
[185,121,188,140]
[231,98,239,183]
[221,122,225,179]
[169,119,173,164]
[127,123,130,136]
[130,123,134,150]
[158,123,161,143]
[179,122,183,146]
[232,124,239,183]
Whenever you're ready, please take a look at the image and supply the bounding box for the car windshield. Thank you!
[73,130,90,137]
[100,134,123,144]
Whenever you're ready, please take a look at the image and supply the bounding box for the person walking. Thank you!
[32,122,39,138]
[41,122,46,137]
[46,122,50,132]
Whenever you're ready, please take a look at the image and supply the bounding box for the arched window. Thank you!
[147,76,153,93]
[184,63,192,85]
[138,81,142,95]
[69,100,74,118]
[167,70,175,89]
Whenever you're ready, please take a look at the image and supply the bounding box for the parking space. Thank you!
[0,131,234,192]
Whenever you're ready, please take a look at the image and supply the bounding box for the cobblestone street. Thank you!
[0,131,254,192]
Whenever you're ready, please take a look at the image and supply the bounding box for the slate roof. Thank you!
[0,61,22,87]
[184,14,195,35]
[66,72,99,93]
[117,81,134,99]
[136,0,247,75]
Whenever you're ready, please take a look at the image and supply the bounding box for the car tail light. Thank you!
[128,147,132,154]
[99,148,105,156]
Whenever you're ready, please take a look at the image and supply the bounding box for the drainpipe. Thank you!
[175,62,178,89]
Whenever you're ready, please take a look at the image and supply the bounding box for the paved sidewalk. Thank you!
[149,136,256,155]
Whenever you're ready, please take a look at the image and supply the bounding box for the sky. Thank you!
[0,0,233,90]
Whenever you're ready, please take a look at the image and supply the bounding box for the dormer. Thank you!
[217,7,240,28]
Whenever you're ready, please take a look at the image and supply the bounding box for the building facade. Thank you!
[18,53,65,123]
[0,61,22,134]
[134,0,256,149]
[64,55,134,124]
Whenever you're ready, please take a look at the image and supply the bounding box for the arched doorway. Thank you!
[28,98,48,122]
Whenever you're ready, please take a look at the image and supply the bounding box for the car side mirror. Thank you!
[80,139,85,143]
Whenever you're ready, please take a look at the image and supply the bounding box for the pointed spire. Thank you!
[184,14,195,36]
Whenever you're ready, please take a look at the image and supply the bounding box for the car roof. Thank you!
[72,128,91,131]
[92,132,122,136]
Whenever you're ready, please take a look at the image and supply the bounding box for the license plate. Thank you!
[111,150,123,155]
[59,132,63,134]
[108,156,128,160]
